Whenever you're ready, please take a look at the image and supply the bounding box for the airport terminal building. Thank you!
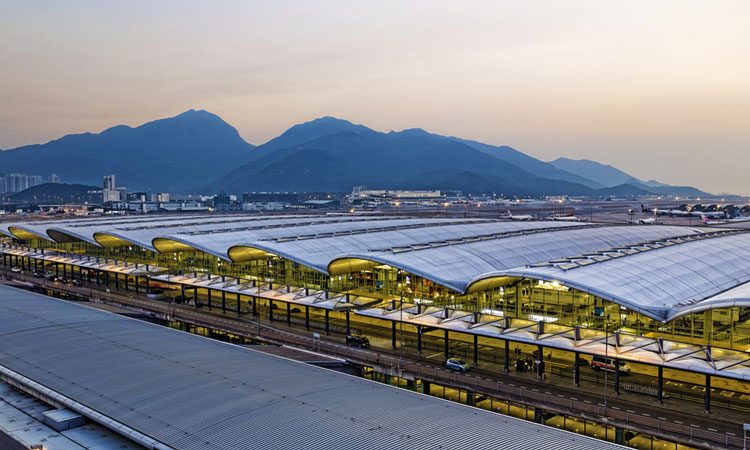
[2,214,750,396]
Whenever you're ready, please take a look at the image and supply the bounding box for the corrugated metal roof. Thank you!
[481,231,750,320]
[5,214,749,320]
[0,285,624,450]
[329,224,703,293]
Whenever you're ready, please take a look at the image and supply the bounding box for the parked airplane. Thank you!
[547,214,580,222]
[630,208,659,224]
[506,210,534,220]
[641,204,725,219]
[701,213,750,225]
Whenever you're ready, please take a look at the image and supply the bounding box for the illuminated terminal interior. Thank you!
[2,214,750,382]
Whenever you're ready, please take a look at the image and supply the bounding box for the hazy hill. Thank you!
[550,157,633,187]
[7,183,101,204]
[0,111,712,197]
[455,140,603,188]
[550,157,710,197]
[213,119,613,196]
[0,110,255,192]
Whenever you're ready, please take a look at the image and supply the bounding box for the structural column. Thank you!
[269,299,274,321]
[324,310,330,334]
[345,310,350,335]
[207,288,212,310]
[473,334,479,365]
[657,366,664,403]
[236,293,241,314]
[574,352,581,387]
[704,374,711,413]
[614,360,620,395]
[391,321,397,349]
[221,290,226,312]
[305,306,310,330]
[504,339,510,373]
[536,345,544,379]
[417,326,422,353]
[444,329,449,359]
[286,302,291,326]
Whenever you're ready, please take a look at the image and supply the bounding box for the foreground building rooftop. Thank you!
[0,285,624,450]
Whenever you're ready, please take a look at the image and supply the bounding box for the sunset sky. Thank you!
[1,1,748,194]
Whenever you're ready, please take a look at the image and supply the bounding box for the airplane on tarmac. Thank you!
[506,210,534,220]
[642,204,725,219]
[701,213,750,225]
[629,208,659,224]
[547,213,581,222]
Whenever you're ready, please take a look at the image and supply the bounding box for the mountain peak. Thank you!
[396,127,430,136]
[255,116,373,153]
[307,116,354,125]
[175,108,216,118]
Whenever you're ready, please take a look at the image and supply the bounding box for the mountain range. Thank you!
[0,110,710,197]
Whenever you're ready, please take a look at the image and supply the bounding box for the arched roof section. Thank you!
[158,218,515,262]
[47,227,103,246]
[93,232,157,250]
[328,225,704,294]
[468,230,750,322]
[666,280,750,321]
[7,225,52,241]
[152,236,234,261]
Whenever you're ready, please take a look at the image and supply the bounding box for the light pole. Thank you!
[603,317,609,412]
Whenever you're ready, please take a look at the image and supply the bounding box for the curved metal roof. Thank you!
[6,214,750,322]
[0,214,210,243]
[157,217,509,260]
[328,225,703,293]
[471,230,750,321]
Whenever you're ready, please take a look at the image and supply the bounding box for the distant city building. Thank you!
[103,174,115,190]
[102,174,124,203]
[347,186,454,205]
[0,172,46,194]
[212,191,232,209]
[50,173,61,184]
[241,192,299,211]
[242,192,299,203]
[152,192,170,203]
[29,175,43,187]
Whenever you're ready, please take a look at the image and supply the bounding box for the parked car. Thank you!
[146,289,166,300]
[10,267,21,273]
[445,358,469,372]
[573,356,590,367]
[591,355,631,374]
[346,335,370,348]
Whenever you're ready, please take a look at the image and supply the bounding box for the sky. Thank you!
[1,1,748,194]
